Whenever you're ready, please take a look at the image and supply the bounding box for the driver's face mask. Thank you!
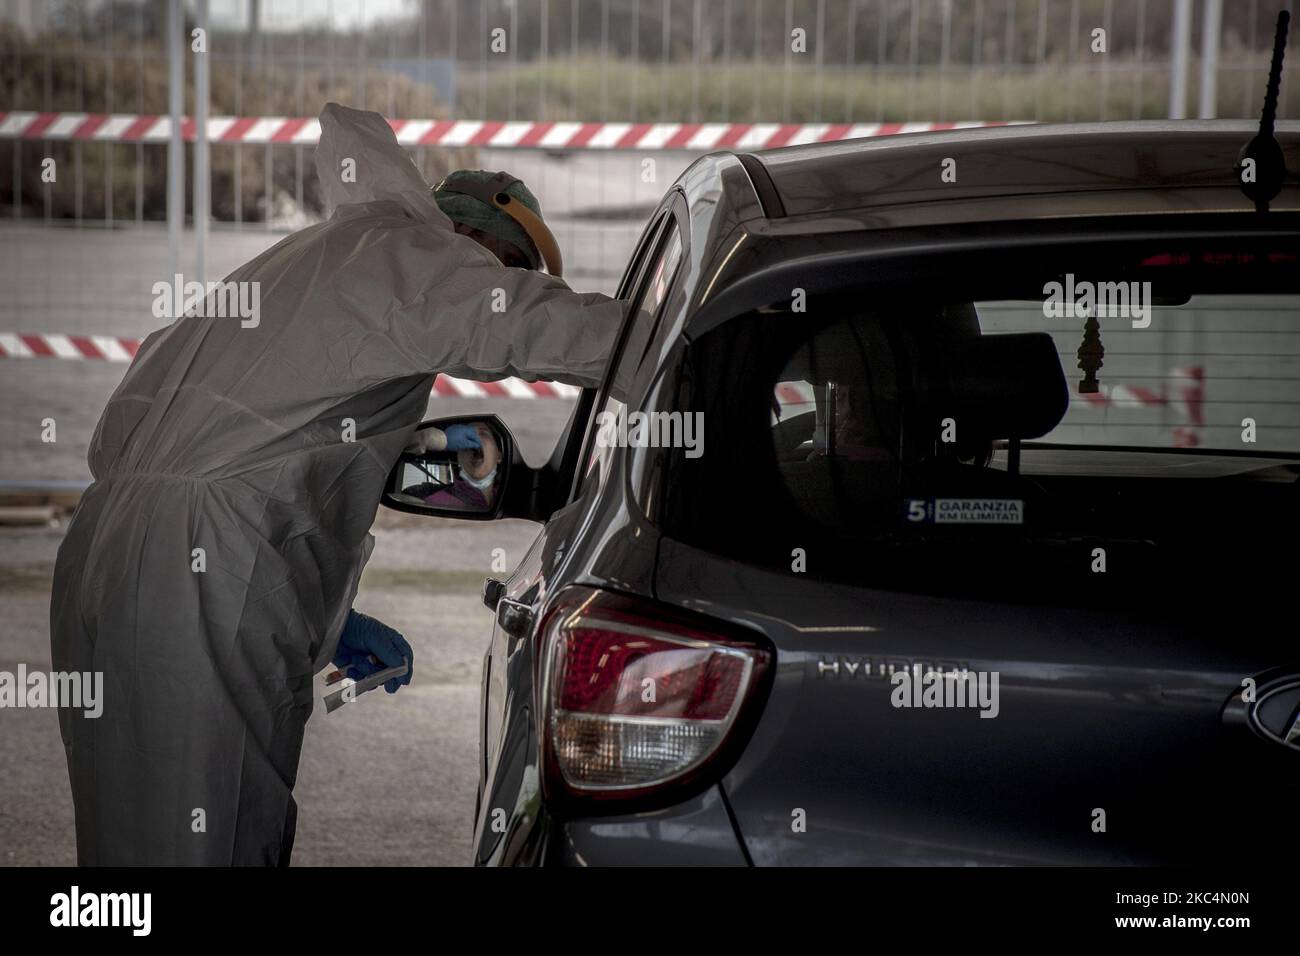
[462,467,498,492]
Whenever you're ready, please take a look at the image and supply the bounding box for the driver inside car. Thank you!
[408,422,503,511]
[806,382,895,463]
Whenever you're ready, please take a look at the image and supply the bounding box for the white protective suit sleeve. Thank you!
[311,102,627,390]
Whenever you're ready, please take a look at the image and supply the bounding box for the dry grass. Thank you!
[3,21,1292,222]
[471,49,1296,124]
[0,23,474,222]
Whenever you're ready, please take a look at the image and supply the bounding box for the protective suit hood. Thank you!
[314,102,448,226]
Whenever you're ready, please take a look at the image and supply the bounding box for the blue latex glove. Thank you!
[332,610,414,694]
[443,423,482,451]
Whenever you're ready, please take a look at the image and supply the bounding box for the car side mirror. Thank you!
[381,414,533,521]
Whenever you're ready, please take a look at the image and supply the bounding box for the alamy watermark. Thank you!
[50,886,150,936]
[890,665,1000,718]
[1042,273,1152,328]
[0,665,103,718]
[151,274,261,328]
[595,406,704,459]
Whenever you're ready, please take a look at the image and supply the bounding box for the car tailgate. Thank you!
[653,536,1291,866]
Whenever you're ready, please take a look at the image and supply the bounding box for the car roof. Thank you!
[740,120,1300,220]
[665,121,1300,340]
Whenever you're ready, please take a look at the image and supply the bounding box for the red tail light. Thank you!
[539,587,771,800]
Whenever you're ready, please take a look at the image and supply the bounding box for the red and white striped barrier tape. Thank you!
[778,367,1206,446]
[1076,366,1204,446]
[0,111,1008,150]
[0,331,578,399]
[779,371,1203,414]
[4,333,1203,428]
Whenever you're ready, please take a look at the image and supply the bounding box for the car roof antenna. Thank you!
[1239,10,1290,214]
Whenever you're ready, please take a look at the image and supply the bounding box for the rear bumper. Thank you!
[544,785,749,866]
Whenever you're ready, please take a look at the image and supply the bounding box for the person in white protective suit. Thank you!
[49,102,628,865]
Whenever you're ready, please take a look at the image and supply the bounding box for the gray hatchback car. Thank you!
[383,120,1300,865]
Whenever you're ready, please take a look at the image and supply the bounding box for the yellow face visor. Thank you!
[438,172,564,278]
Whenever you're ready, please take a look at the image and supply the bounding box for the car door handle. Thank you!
[497,597,535,638]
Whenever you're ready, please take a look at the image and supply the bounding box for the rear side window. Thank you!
[662,239,1300,606]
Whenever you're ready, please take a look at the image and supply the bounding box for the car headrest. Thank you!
[933,332,1069,441]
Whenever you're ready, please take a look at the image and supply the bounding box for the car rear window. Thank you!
[661,238,1300,605]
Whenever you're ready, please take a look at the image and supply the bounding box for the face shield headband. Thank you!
[438,171,564,277]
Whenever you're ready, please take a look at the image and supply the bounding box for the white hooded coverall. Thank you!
[49,103,626,865]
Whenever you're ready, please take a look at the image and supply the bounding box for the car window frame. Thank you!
[566,191,688,503]
[629,215,687,378]
[545,206,671,512]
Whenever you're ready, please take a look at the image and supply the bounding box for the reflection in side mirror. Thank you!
[382,415,512,520]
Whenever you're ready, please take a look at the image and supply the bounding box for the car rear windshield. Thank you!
[661,236,1300,605]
